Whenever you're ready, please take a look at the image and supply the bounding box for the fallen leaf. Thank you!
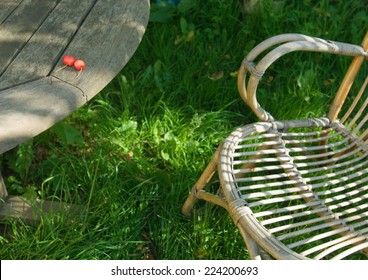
[208,70,224,80]
[230,71,238,77]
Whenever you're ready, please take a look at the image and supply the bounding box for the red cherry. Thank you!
[63,55,75,66]
[74,59,86,71]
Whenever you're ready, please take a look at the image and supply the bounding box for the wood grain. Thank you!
[0,77,85,154]
[0,0,95,90]
[0,195,80,225]
[0,0,149,224]
[0,0,58,75]
[0,173,8,201]
[0,0,149,154]
[0,0,22,24]
[52,0,150,100]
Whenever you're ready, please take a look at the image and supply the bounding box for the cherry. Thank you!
[55,55,76,73]
[63,55,76,66]
[54,55,86,77]
[74,60,86,71]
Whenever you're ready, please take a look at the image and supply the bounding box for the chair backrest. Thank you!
[328,33,368,141]
[238,33,368,124]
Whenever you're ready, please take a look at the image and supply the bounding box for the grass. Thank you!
[0,0,367,260]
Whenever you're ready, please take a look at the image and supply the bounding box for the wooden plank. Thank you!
[0,77,85,154]
[0,0,58,75]
[0,0,22,24]
[52,0,150,100]
[0,0,96,90]
[0,195,80,225]
[0,0,149,154]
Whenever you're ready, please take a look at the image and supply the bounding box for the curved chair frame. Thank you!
[183,33,368,260]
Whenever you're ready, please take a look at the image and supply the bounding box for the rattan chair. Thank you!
[182,33,368,260]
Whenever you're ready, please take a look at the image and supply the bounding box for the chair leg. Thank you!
[238,226,273,260]
[182,145,222,217]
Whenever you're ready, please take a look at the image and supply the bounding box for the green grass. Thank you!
[0,0,367,259]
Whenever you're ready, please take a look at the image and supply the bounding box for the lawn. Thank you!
[0,0,367,259]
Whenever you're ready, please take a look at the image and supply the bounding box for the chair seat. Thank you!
[219,117,368,260]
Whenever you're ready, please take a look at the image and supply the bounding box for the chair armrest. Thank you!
[238,33,368,121]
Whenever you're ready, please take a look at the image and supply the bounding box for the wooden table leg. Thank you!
[0,173,80,225]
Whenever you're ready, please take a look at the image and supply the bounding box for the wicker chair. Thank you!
[182,33,368,260]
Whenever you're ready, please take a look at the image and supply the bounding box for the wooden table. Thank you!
[0,0,150,224]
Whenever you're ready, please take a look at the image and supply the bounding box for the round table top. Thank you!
[0,0,150,154]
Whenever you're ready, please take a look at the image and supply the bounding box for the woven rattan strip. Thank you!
[229,116,368,259]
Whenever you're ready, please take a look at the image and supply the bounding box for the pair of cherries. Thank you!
[61,55,86,71]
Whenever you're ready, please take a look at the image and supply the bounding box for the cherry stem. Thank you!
[76,69,83,78]
[54,65,68,73]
